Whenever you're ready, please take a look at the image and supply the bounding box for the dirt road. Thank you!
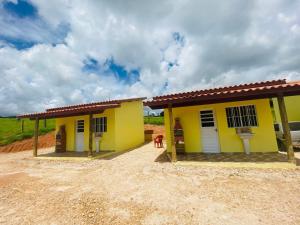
[0,144,299,225]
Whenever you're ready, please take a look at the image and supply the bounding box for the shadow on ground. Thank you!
[154,150,170,163]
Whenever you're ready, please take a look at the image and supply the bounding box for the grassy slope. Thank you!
[144,116,164,125]
[0,118,55,146]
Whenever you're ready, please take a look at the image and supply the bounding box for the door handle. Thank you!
[215,128,218,132]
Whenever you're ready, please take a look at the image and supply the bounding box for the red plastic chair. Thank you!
[154,135,164,148]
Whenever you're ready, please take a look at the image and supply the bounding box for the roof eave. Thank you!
[17,104,121,120]
[145,87,300,109]
[46,97,146,112]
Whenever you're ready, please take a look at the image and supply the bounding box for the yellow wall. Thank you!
[164,99,278,153]
[92,109,116,151]
[56,116,77,151]
[114,100,145,151]
[273,96,300,123]
[55,100,144,152]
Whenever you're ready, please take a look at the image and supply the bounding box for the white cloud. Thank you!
[0,0,300,115]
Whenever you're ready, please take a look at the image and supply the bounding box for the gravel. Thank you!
[0,144,299,225]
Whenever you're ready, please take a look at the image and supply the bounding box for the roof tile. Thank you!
[145,79,300,108]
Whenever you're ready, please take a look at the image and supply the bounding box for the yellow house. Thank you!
[145,79,300,162]
[18,97,145,156]
[272,96,300,123]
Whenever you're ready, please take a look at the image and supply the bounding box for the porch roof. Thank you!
[17,103,120,119]
[144,79,300,109]
[17,97,146,119]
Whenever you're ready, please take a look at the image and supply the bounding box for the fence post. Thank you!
[21,119,24,133]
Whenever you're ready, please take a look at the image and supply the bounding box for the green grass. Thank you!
[0,118,55,146]
[144,116,164,125]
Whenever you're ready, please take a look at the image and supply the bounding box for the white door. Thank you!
[76,120,84,152]
[200,110,220,153]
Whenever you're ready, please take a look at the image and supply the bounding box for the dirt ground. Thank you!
[144,124,165,135]
[0,132,55,153]
[144,124,165,140]
[0,144,300,225]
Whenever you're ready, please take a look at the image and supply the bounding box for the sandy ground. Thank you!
[0,144,300,225]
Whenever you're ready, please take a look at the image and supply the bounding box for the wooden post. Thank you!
[33,117,39,157]
[44,119,47,128]
[21,119,24,133]
[277,95,295,163]
[168,104,177,162]
[88,113,93,157]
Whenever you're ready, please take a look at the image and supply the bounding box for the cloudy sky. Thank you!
[0,0,300,115]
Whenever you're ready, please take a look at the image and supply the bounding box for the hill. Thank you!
[0,118,55,146]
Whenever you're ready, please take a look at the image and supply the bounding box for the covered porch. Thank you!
[17,100,122,158]
[158,150,300,168]
[146,79,300,164]
[174,152,290,163]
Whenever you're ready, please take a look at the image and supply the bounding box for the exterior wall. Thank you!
[56,115,87,151]
[92,109,116,151]
[273,96,300,123]
[55,100,144,152]
[55,108,116,151]
[114,100,145,151]
[164,99,278,153]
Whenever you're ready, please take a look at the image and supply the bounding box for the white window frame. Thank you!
[225,105,258,128]
[94,117,107,133]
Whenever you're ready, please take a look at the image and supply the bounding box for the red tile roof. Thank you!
[46,97,146,112]
[17,97,145,119]
[17,103,120,119]
[145,79,300,109]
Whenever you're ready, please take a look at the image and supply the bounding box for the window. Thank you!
[289,122,300,131]
[200,110,215,127]
[226,105,258,128]
[274,123,280,132]
[94,117,107,133]
[76,120,84,133]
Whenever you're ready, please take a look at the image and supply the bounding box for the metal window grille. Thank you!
[77,120,84,132]
[225,105,258,128]
[200,110,215,127]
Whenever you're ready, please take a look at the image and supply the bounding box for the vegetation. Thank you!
[144,116,164,125]
[0,118,55,146]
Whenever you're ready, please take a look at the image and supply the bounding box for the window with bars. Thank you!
[94,117,107,133]
[225,105,258,128]
[76,120,84,133]
[200,110,215,127]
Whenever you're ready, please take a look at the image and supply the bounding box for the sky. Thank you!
[0,0,300,116]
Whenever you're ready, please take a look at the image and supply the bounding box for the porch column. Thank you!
[33,117,39,157]
[277,94,295,163]
[168,104,177,162]
[88,113,93,157]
